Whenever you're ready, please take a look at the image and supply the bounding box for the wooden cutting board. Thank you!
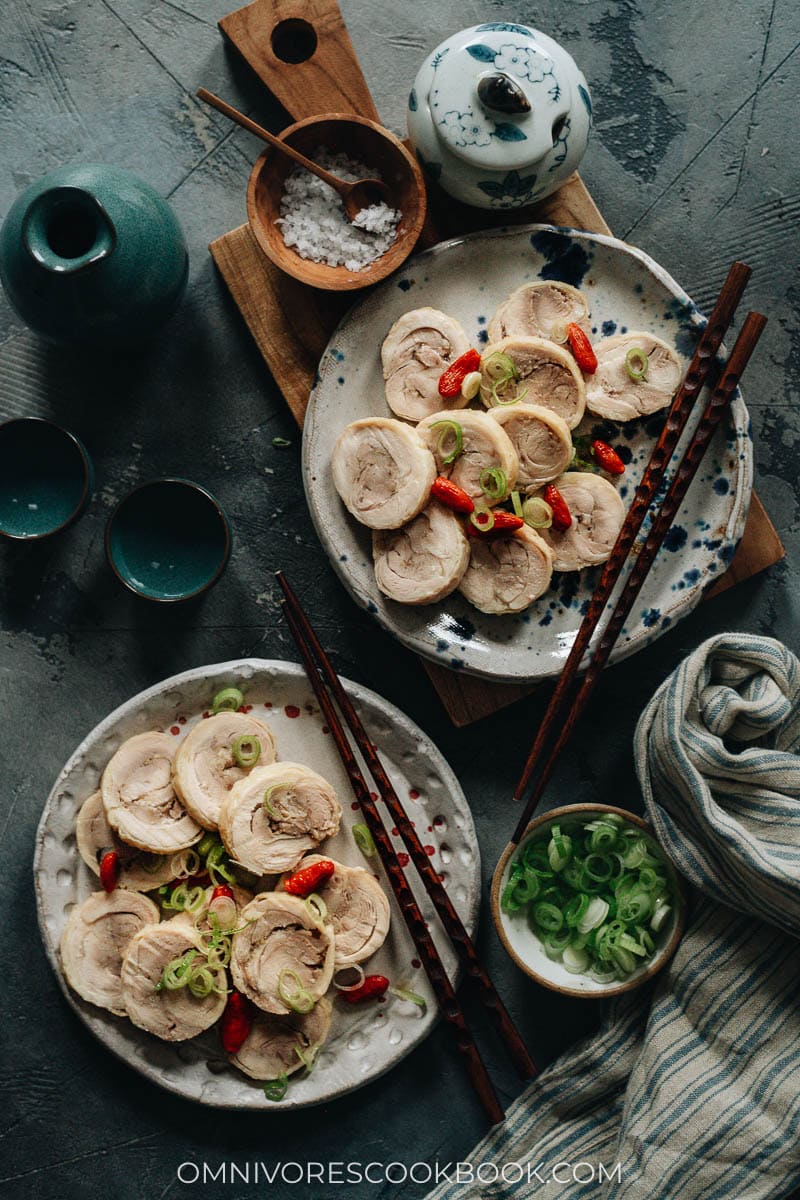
[210,0,784,726]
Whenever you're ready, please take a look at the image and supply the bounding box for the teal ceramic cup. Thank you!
[0,417,93,539]
[106,479,231,601]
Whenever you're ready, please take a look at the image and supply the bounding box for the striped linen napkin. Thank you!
[427,633,800,1200]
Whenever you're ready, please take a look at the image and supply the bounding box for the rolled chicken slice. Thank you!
[489,404,573,492]
[417,409,518,505]
[280,855,391,966]
[76,791,180,890]
[231,996,333,1082]
[102,731,201,854]
[459,525,553,614]
[231,892,335,1016]
[331,418,436,529]
[173,712,278,831]
[120,918,227,1040]
[372,502,469,605]
[585,332,682,421]
[219,762,342,875]
[538,472,626,571]
[480,337,586,429]
[60,890,159,1016]
[487,282,590,344]
[381,308,471,422]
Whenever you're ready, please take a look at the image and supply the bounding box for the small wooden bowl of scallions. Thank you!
[491,805,686,997]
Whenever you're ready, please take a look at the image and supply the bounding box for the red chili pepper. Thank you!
[338,974,390,1004]
[543,484,572,531]
[211,884,234,902]
[219,991,252,1055]
[591,439,625,475]
[437,349,481,397]
[99,850,120,893]
[566,323,598,374]
[284,859,335,897]
[430,476,474,513]
[467,510,524,537]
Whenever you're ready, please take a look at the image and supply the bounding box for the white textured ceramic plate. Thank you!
[34,659,480,1109]
[304,225,752,682]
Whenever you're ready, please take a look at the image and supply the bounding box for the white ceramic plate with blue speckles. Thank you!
[33,659,480,1109]
[304,224,752,682]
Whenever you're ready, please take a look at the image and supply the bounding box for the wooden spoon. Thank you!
[196,88,391,221]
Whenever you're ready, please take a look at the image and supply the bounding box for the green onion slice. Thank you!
[294,1043,319,1073]
[352,823,376,858]
[272,437,292,448]
[430,420,463,466]
[206,841,236,885]
[482,351,517,382]
[469,508,495,532]
[625,346,649,381]
[196,832,218,859]
[277,968,315,1014]
[263,786,280,819]
[479,467,508,500]
[212,686,244,715]
[231,734,261,769]
[156,950,197,992]
[388,986,427,1009]
[304,893,328,926]
[263,1075,288,1102]
[511,490,524,519]
[522,497,553,529]
[333,965,365,993]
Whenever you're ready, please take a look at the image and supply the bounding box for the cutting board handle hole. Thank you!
[271,18,317,64]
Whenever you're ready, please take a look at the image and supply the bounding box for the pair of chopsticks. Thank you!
[277,571,533,1126]
[511,263,766,843]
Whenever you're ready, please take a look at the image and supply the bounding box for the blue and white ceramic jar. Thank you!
[407,22,592,209]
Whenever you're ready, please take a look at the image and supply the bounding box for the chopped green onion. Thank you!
[493,383,528,406]
[625,346,649,381]
[460,370,482,401]
[522,496,553,529]
[352,823,376,858]
[294,1043,319,1073]
[479,467,508,500]
[469,508,495,532]
[532,901,563,932]
[263,786,280,819]
[304,893,328,926]
[550,319,569,344]
[277,968,315,1014]
[388,986,427,1009]
[562,945,590,974]
[650,900,672,932]
[196,832,218,858]
[231,734,261,768]
[156,950,197,992]
[482,351,517,382]
[563,893,589,928]
[577,896,609,934]
[212,686,244,715]
[333,965,365,993]
[272,437,292,448]
[430,419,463,466]
[263,1075,288,1102]
[511,490,524,519]
[206,841,236,885]
[188,965,216,998]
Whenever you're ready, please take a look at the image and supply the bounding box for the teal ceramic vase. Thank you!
[0,163,188,346]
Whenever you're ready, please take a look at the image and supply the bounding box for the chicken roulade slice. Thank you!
[231,892,335,1016]
[120,918,227,1040]
[480,337,586,429]
[538,472,626,571]
[60,890,159,1016]
[102,731,201,854]
[173,711,278,831]
[280,855,391,966]
[585,332,682,421]
[331,418,436,530]
[219,762,341,875]
[230,997,333,1082]
[372,502,469,606]
[76,791,180,890]
[489,404,573,492]
[487,282,590,344]
[459,526,553,615]
[381,308,471,422]
[417,409,518,506]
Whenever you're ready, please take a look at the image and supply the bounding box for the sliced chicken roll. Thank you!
[489,404,573,492]
[331,418,436,529]
[173,712,277,831]
[120,918,226,1040]
[219,762,341,875]
[231,997,333,1082]
[372,502,469,605]
[538,472,626,571]
[480,337,586,429]
[586,332,682,421]
[102,732,201,854]
[417,410,518,506]
[231,892,335,1016]
[381,308,471,422]
[281,855,390,966]
[459,526,553,614]
[488,282,590,344]
[60,890,159,1016]
[76,791,179,890]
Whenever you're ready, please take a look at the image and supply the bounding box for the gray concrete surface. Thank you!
[0,2,798,1198]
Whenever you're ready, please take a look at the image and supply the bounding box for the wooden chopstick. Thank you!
[512,310,767,843]
[513,260,751,807]
[278,570,537,1081]
[280,599,506,1126]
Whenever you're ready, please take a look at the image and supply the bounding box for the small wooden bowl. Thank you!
[491,804,687,998]
[246,113,427,292]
